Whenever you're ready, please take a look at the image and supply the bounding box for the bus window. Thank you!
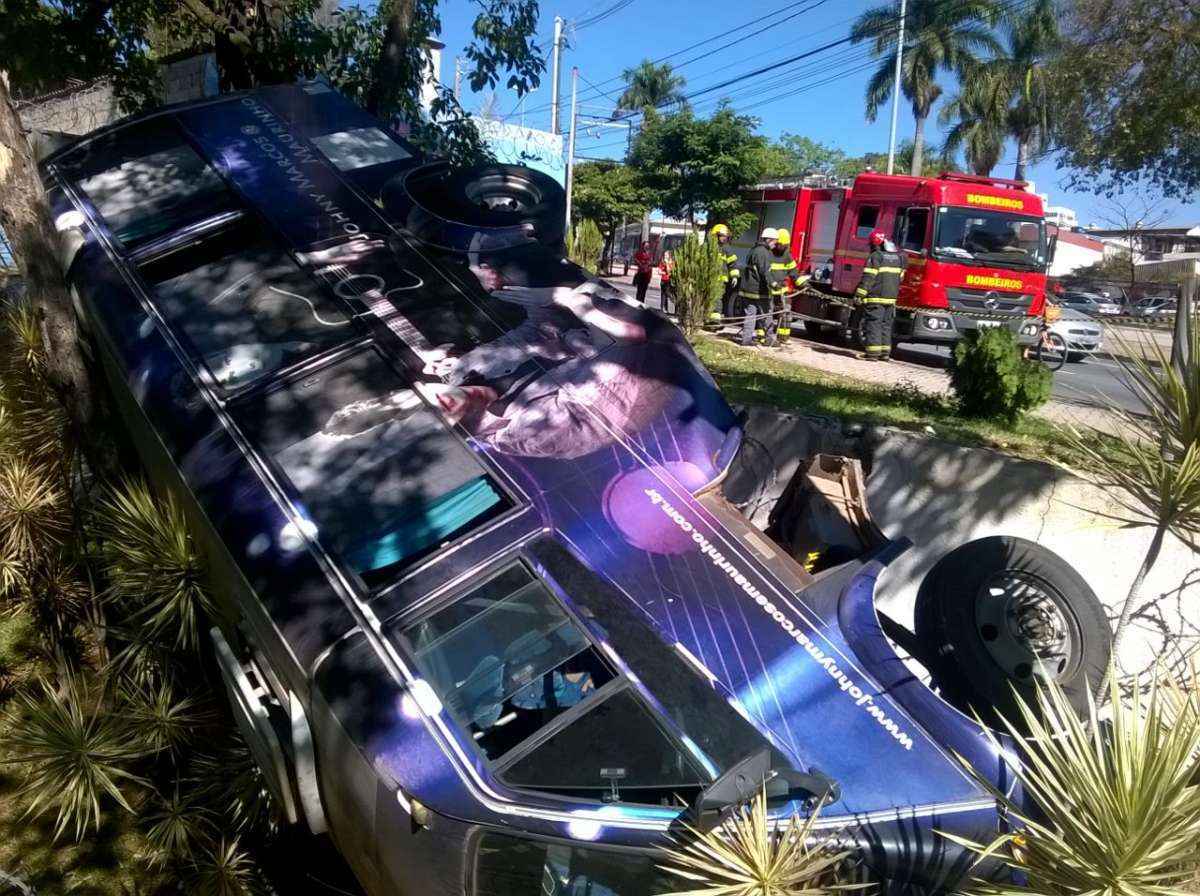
[233,348,510,584]
[140,220,356,390]
[473,832,673,896]
[59,118,235,250]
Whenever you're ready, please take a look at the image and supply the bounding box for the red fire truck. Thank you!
[734,171,1055,347]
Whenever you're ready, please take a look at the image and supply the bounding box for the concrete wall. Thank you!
[724,407,1199,684]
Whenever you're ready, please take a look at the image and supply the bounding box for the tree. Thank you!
[3,0,545,166]
[757,134,848,178]
[948,0,1058,181]
[616,60,686,113]
[629,104,767,234]
[1091,189,1176,290]
[850,0,1000,176]
[571,161,650,268]
[1051,0,1200,198]
[938,69,1008,175]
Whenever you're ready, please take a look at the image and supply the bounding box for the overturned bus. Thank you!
[40,83,1047,894]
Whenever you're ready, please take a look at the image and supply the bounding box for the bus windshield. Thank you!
[933,208,1046,271]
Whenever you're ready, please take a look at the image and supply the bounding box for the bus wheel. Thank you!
[915,536,1110,725]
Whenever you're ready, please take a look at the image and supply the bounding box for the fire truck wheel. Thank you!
[914,536,1110,724]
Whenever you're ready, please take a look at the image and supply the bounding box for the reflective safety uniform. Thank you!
[708,245,741,326]
[739,239,774,346]
[855,246,905,359]
[769,253,802,343]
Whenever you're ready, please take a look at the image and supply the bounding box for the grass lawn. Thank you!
[692,335,1100,467]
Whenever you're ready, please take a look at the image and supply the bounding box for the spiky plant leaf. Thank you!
[189,838,265,896]
[0,544,25,600]
[143,784,217,868]
[949,668,1200,895]
[95,479,215,654]
[1,676,150,841]
[0,457,68,565]
[186,740,276,837]
[118,676,213,757]
[656,786,865,896]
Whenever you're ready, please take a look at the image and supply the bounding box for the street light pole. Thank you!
[886,0,907,175]
[564,67,580,241]
[550,16,564,135]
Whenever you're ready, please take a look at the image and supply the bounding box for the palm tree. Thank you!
[851,0,1000,176]
[938,67,1008,175]
[616,60,686,113]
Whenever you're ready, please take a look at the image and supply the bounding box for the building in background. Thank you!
[1047,225,1105,276]
[1044,205,1078,229]
[1087,224,1200,262]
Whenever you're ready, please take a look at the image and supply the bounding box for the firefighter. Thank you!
[708,223,740,327]
[739,227,777,347]
[855,230,904,361]
[769,228,802,345]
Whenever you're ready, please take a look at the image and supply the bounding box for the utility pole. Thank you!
[550,16,565,134]
[564,66,580,240]
[886,0,907,175]
[453,56,463,101]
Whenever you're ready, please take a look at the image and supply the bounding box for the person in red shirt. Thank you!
[632,241,653,303]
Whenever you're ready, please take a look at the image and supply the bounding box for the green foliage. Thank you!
[616,59,687,112]
[188,838,264,896]
[94,480,215,657]
[939,72,1009,176]
[1051,0,1200,197]
[568,219,604,274]
[657,785,863,896]
[118,677,212,758]
[2,677,148,842]
[671,234,726,336]
[143,786,217,869]
[630,104,768,227]
[571,161,650,242]
[851,0,1001,174]
[950,669,1200,896]
[950,328,1052,424]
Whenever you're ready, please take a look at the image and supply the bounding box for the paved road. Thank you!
[893,342,1146,415]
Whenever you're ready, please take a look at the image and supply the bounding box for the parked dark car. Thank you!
[40,83,1105,895]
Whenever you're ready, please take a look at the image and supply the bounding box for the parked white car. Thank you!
[1060,291,1122,317]
[1048,305,1105,360]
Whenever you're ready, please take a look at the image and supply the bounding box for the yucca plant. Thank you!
[143,784,217,868]
[188,838,265,896]
[2,675,149,841]
[94,479,215,655]
[656,786,865,896]
[186,740,276,837]
[949,668,1200,895]
[1062,306,1200,652]
[0,456,69,566]
[118,676,213,757]
[671,232,726,336]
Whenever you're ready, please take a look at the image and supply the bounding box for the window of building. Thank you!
[854,206,880,240]
[894,207,929,252]
[234,348,509,584]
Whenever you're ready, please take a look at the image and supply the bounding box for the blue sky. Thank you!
[432,0,1199,227]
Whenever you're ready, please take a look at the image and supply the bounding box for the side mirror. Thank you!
[1047,233,1058,264]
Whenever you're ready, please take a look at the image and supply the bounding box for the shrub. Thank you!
[568,219,604,274]
[952,668,1200,896]
[671,232,726,336]
[949,328,1051,424]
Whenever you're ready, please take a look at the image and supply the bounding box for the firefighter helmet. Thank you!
[776,228,791,247]
[868,229,887,247]
[760,227,779,241]
[710,223,730,237]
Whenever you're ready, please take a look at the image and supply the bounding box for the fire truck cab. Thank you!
[737,172,1053,347]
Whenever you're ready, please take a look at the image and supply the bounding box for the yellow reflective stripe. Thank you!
[863,297,897,304]
[865,344,890,350]
[876,266,904,274]
[769,262,790,270]
[862,267,879,275]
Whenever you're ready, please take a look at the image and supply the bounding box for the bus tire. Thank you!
[914,536,1110,724]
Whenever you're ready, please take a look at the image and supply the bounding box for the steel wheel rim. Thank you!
[973,569,1082,685]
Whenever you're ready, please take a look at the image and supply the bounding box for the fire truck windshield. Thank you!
[933,208,1046,272]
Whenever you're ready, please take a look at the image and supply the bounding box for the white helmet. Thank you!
[760,227,779,241]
